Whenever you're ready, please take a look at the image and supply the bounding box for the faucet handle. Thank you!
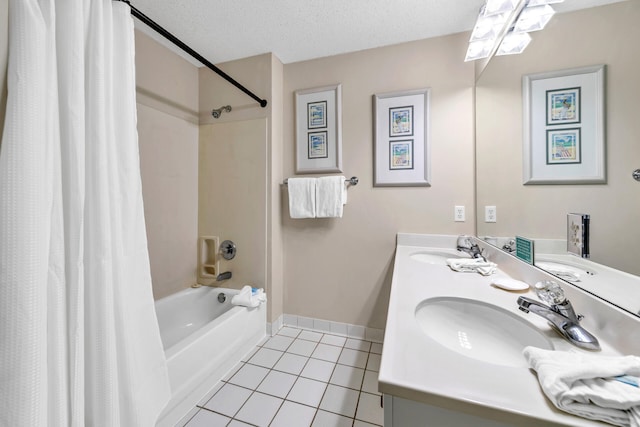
[534,280,566,305]
[457,235,473,248]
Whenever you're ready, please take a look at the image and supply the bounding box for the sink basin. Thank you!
[415,297,553,368]
[410,251,468,265]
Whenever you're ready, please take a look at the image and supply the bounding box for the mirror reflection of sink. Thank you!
[410,251,469,265]
[535,258,597,281]
[415,297,553,368]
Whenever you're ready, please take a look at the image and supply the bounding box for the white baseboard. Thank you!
[267,314,384,343]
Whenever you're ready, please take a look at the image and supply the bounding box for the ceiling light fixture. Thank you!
[496,32,532,55]
[484,0,519,16]
[512,4,556,33]
[464,0,563,61]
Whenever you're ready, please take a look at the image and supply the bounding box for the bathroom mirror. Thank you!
[475,0,640,316]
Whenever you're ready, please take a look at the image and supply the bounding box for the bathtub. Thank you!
[155,286,266,427]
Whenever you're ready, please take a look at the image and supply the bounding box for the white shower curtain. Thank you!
[0,1,171,426]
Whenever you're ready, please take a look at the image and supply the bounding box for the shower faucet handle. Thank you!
[220,240,237,260]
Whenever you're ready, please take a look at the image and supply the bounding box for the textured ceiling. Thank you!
[131,0,627,66]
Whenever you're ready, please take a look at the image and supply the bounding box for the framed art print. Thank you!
[389,140,414,170]
[389,106,413,137]
[547,128,581,165]
[295,84,342,173]
[546,87,581,126]
[308,131,328,159]
[523,65,605,184]
[373,88,430,186]
[308,101,327,129]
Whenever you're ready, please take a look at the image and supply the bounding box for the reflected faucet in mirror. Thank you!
[502,238,516,254]
[457,235,486,261]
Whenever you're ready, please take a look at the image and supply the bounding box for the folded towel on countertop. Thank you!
[316,175,346,218]
[446,258,497,276]
[287,177,316,219]
[231,285,267,308]
[523,346,640,427]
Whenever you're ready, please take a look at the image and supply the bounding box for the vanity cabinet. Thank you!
[383,395,515,427]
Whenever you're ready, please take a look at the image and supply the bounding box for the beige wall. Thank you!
[476,1,640,275]
[135,31,200,299]
[0,0,7,136]
[198,53,285,323]
[199,53,272,125]
[283,33,476,329]
[195,37,475,330]
[268,56,285,323]
[198,119,268,290]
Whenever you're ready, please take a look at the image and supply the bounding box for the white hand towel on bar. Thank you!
[523,346,640,427]
[316,175,346,218]
[288,177,316,218]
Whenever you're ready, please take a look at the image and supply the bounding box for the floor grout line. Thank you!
[189,329,383,427]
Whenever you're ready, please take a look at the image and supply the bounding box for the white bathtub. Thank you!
[155,286,266,427]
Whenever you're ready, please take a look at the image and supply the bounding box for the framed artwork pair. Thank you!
[373,89,431,187]
[523,65,605,184]
[294,85,431,187]
[294,84,342,173]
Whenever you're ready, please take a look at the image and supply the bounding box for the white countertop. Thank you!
[379,233,639,427]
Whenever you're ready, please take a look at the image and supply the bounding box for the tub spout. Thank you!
[216,271,232,281]
[191,271,233,287]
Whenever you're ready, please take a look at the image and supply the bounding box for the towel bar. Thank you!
[283,176,358,186]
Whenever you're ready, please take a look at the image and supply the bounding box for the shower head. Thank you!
[211,105,232,118]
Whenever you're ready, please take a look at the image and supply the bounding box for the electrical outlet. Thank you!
[454,206,465,222]
[485,206,497,223]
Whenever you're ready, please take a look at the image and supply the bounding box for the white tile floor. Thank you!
[178,326,384,427]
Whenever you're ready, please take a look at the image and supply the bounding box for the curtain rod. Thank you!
[116,0,268,108]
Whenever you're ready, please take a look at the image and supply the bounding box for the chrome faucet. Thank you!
[517,281,600,351]
[502,238,517,254]
[456,235,486,261]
